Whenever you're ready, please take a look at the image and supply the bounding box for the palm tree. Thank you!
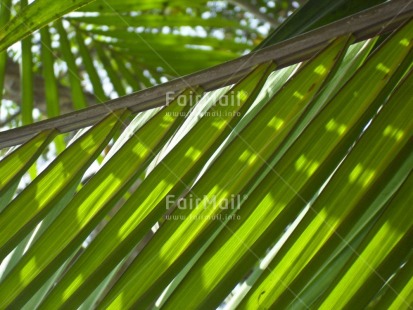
[0,0,412,309]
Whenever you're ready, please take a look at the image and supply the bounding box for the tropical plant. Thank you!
[0,0,304,128]
[0,0,412,309]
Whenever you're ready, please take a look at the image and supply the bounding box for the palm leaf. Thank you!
[0,0,261,128]
[0,1,412,309]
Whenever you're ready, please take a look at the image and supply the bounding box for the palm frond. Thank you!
[0,1,412,309]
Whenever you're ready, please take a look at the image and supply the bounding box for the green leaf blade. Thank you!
[99,36,352,309]
[0,0,96,52]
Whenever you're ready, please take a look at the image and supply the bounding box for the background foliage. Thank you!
[0,0,412,309]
